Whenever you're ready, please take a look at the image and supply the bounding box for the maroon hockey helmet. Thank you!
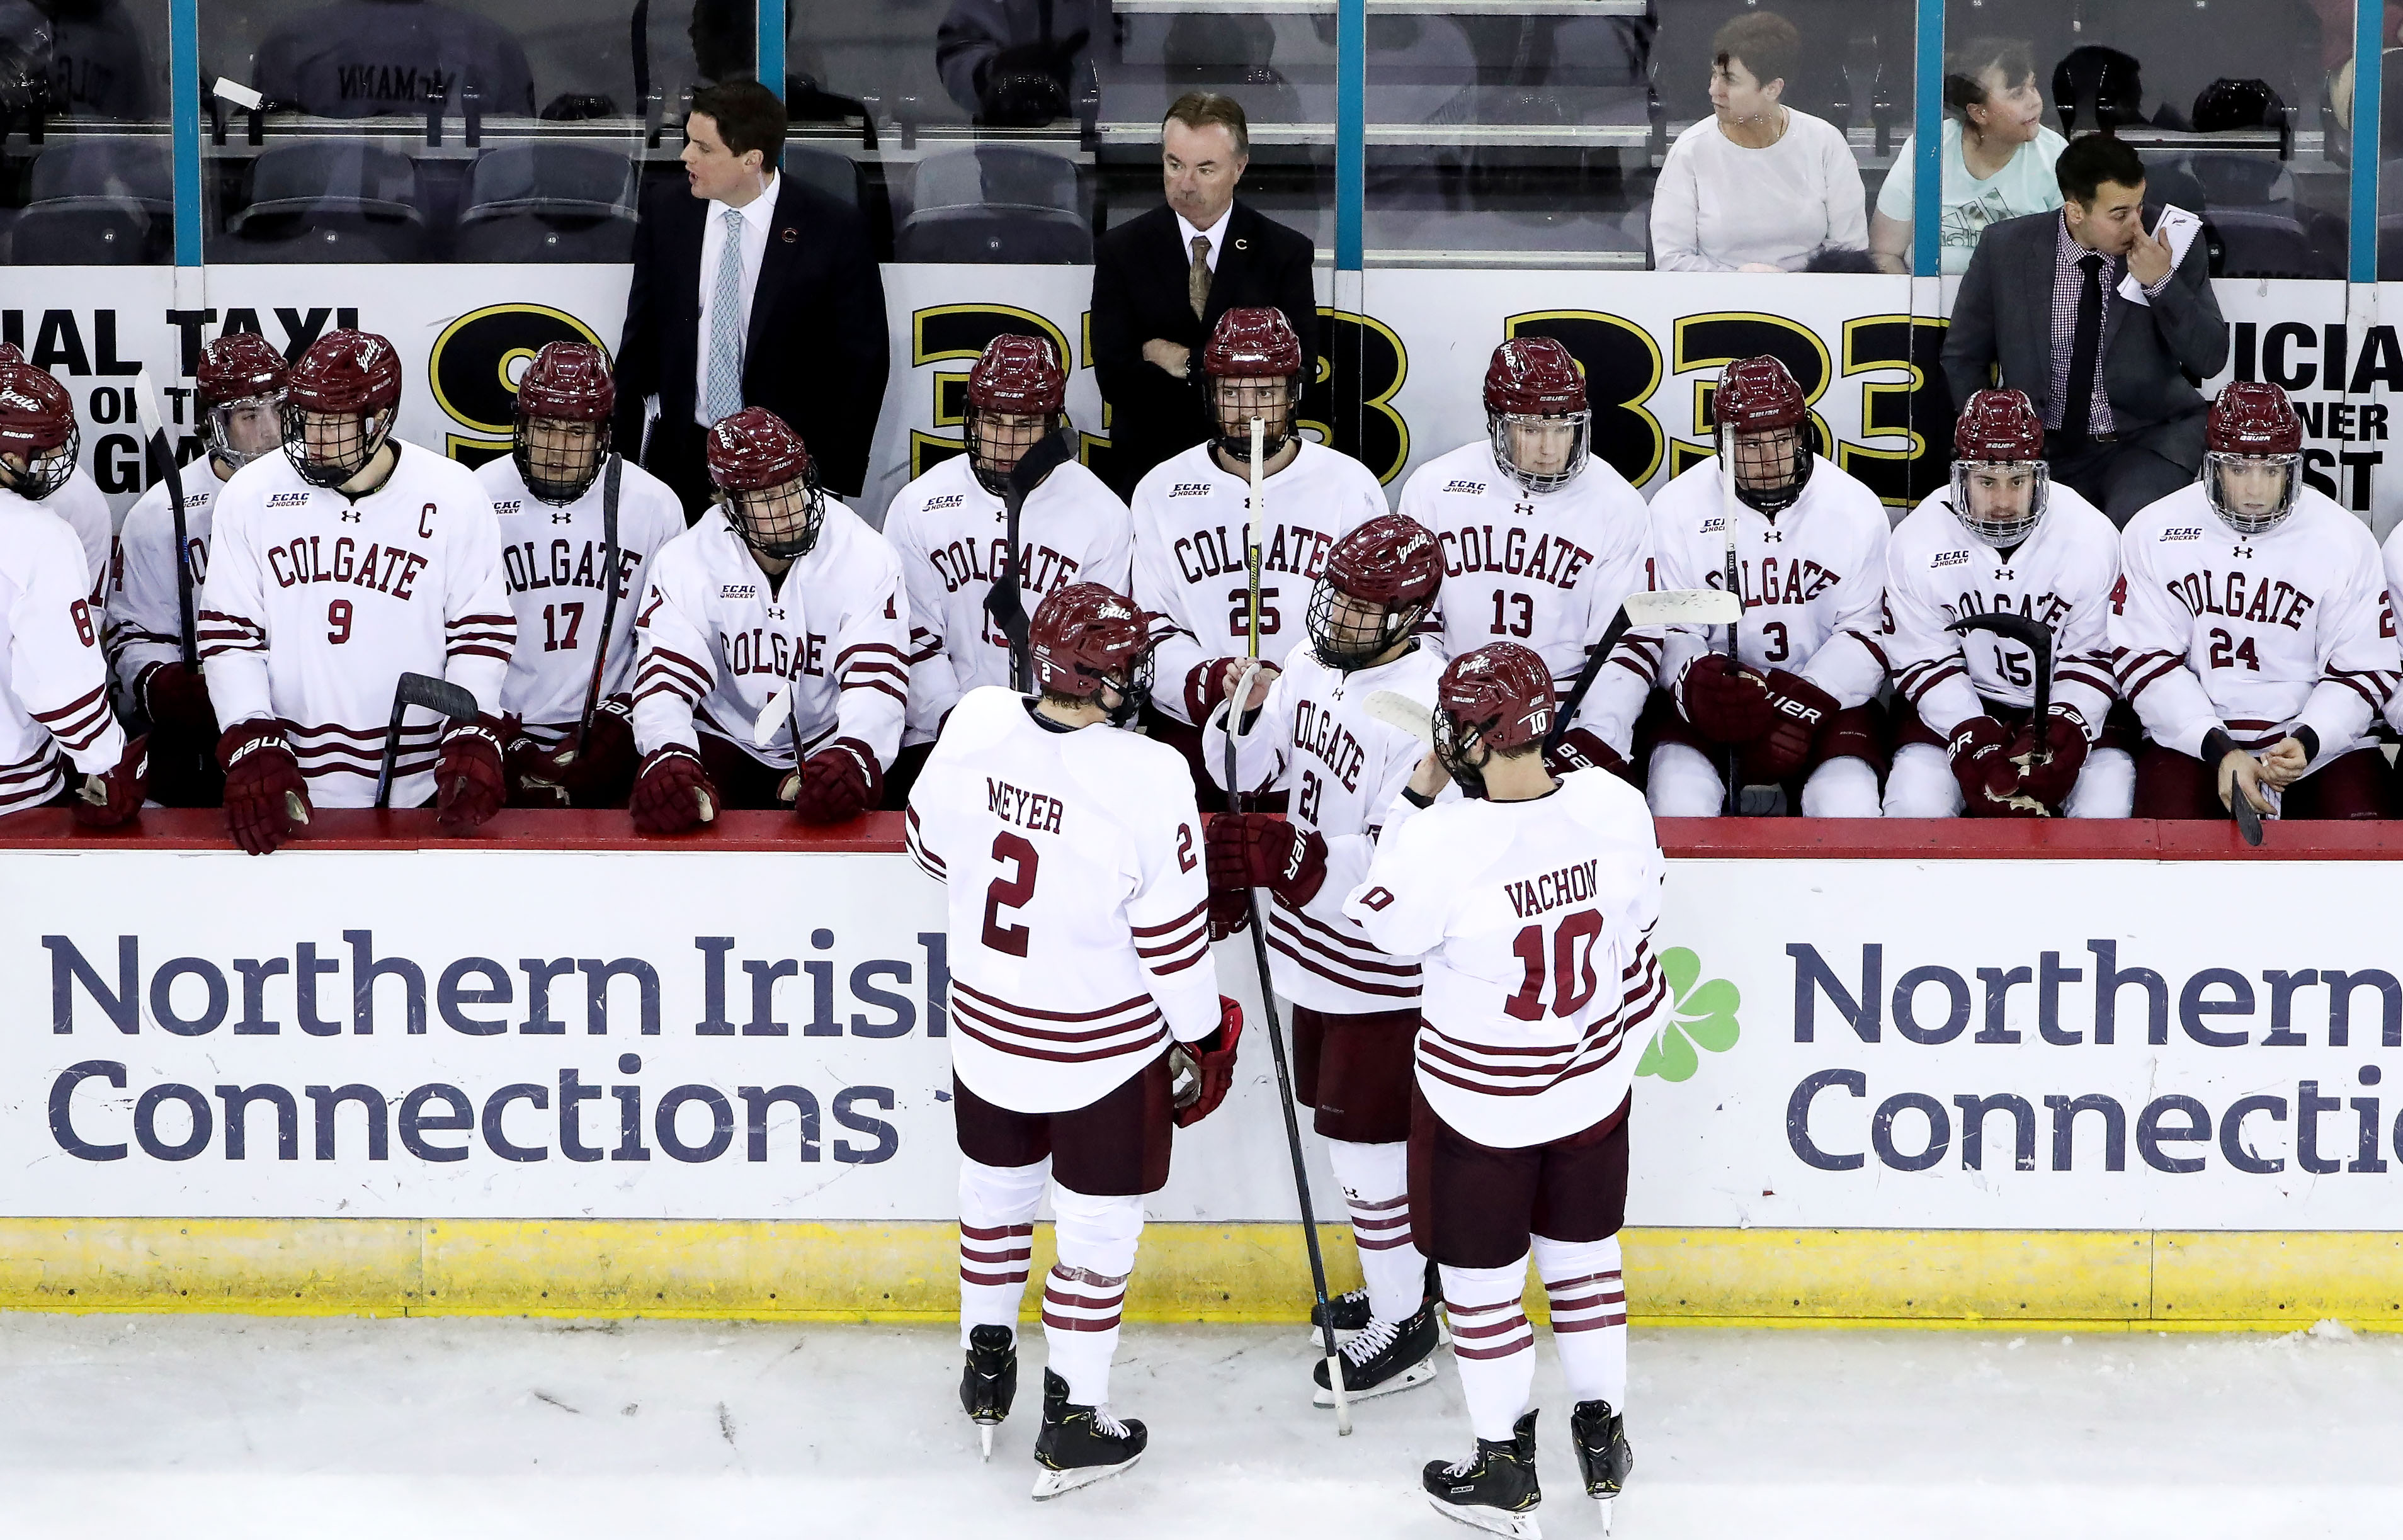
[707,407,825,559]
[1949,388,2050,547]
[1202,307,1305,464]
[1307,514,1441,671]
[1484,337,1592,494]
[196,332,292,473]
[1433,642,1556,795]
[512,341,616,506]
[1028,582,1162,724]
[281,329,404,489]
[964,334,1068,496]
[2205,381,2304,535]
[1715,355,1814,516]
[0,343,20,366]
[0,358,80,501]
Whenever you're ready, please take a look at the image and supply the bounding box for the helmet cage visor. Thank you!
[2205,451,2300,535]
[282,402,395,489]
[1489,409,1591,493]
[513,412,611,506]
[723,469,827,560]
[1720,422,1812,514]
[1306,577,1424,671]
[1209,375,1300,461]
[0,426,80,501]
[965,405,1060,495]
[205,391,287,472]
[1950,458,2050,546]
[1429,706,1491,799]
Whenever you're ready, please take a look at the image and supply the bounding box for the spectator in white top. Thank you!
[1871,38,2067,275]
[1650,11,1866,273]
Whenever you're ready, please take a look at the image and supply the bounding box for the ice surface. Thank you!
[2,1312,2400,1537]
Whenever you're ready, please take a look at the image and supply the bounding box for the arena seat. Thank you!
[780,143,865,212]
[3,135,175,264]
[450,142,639,263]
[218,139,431,263]
[896,144,1091,263]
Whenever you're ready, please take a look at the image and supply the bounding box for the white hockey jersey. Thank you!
[1201,641,1446,1014]
[3,468,107,611]
[2382,523,2403,735]
[0,502,124,817]
[1130,439,1390,723]
[1647,456,1891,708]
[1345,767,1667,1149]
[631,503,908,769]
[108,456,224,705]
[883,452,1131,743]
[198,443,516,808]
[1883,484,2122,740]
[1396,439,1656,753]
[477,455,688,745]
[2112,484,2399,765]
[906,685,1217,1114]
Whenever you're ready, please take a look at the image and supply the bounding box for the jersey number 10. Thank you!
[1504,909,1604,1021]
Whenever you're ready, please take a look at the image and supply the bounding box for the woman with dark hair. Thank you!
[1872,38,2067,274]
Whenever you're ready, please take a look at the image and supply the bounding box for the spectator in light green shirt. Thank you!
[1870,38,2066,275]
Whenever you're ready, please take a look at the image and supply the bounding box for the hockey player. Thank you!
[885,334,1130,779]
[627,408,908,832]
[0,344,108,603]
[904,581,1241,1497]
[1129,306,1387,793]
[1397,337,1654,776]
[477,342,685,808]
[1882,388,2133,818]
[0,375,146,825]
[1645,356,1890,817]
[1200,513,1446,1405]
[2113,381,2400,820]
[108,331,289,805]
[1344,643,1661,1536]
[198,329,516,852]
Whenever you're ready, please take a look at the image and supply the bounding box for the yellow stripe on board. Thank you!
[1,1221,2398,1330]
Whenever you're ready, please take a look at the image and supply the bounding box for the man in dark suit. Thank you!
[1943,134,2227,526]
[1090,91,1317,499]
[615,80,889,517]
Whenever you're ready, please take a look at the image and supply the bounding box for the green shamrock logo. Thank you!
[1635,947,1741,1082]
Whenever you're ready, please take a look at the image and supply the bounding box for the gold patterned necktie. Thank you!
[1188,235,1212,321]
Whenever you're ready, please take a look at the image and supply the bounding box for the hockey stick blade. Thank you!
[753,687,794,751]
[1621,587,1741,628]
[375,672,479,808]
[1364,690,1434,745]
[2233,785,2264,847]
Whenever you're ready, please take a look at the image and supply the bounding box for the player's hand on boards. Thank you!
[2217,746,2277,816]
[1678,654,1776,744]
[1947,715,2023,817]
[790,737,885,824]
[215,720,311,856]
[2256,735,2310,788]
[74,733,149,829]
[1169,996,1245,1128]
[435,715,509,835]
[2010,706,2089,809]
[630,745,719,835]
[136,662,217,735]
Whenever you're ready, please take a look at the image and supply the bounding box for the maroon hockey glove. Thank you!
[1207,880,1253,941]
[1543,726,1628,779]
[1184,657,1239,725]
[1747,669,1838,783]
[1948,715,2028,816]
[1206,810,1329,907]
[435,713,508,835]
[73,733,149,828]
[790,737,884,824]
[516,696,639,808]
[2009,706,2089,810]
[136,661,217,735]
[217,720,310,856]
[1679,654,1775,744]
[503,718,567,808]
[631,745,719,835]
[1171,996,1246,1128]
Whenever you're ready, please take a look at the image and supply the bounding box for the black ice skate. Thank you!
[1423,1410,1543,1538]
[1569,1398,1634,1533]
[1313,1291,1440,1406]
[1030,1369,1146,1500]
[1306,1258,1450,1346]
[959,1325,1018,1461]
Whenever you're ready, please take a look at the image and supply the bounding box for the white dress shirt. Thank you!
[693,170,780,427]
[1174,202,1232,274]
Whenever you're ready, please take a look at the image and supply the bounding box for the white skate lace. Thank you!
[1344,1315,1402,1365]
[1441,1448,1480,1479]
[1093,1407,1132,1439]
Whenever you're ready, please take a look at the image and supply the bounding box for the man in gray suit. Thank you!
[1943,135,2227,526]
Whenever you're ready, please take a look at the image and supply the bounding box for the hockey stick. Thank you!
[571,453,625,756]
[1546,588,1744,759]
[1946,612,2054,817]
[984,426,1077,694]
[1718,436,1742,815]
[374,672,479,809]
[2231,776,2266,846]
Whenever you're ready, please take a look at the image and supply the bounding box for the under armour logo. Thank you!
[1513,502,1536,519]
[551,511,574,525]
[339,509,361,524]
[1759,528,1783,544]
[767,606,786,621]
[1994,567,2015,582]
[2231,541,2256,560]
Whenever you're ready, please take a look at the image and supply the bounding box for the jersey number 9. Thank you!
[327,599,354,645]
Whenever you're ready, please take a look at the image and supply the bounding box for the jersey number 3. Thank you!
[1505,909,1603,1021]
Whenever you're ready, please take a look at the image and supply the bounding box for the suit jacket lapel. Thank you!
[744,180,807,362]
[2016,216,2057,398]
[1206,203,1256,318]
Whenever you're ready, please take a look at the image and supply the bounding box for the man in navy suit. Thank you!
[1090,91,1317,499]
[615,79,889,517]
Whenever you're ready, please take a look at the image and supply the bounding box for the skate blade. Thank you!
[1594,1495,1617,1535]
[1423,1492,1542,1539]
[980,1424,994,1462]
[1030,1451,1140,1501]
[1314,1356,1438,1407]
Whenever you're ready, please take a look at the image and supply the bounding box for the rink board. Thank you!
[4,810,2403,1328]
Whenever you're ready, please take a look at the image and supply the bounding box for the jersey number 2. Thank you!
[1504,909,1604,1021]
[982,832,1040,956]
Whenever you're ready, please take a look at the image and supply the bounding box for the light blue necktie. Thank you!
[704,207,747,424]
